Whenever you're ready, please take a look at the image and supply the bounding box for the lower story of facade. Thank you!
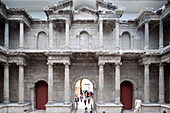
[0,54,170,113]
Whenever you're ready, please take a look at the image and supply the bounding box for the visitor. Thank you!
[84,97,87,106]
[80,94,83,102]
[163,110,166,113]
[23,109,28,113]
[84,107,89,113]
[120,109,124,113]
[88,97,90,104]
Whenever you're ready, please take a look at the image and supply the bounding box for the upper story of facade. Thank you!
[0,0,170,64]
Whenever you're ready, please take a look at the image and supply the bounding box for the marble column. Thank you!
[115,62,121,104]
[49,20,53,49]
[115,20,120,49]
[18,63,25,104]
[99,19,103,49]
[159,63,165,103]
[64,63,70,104]
[4,22,9,49]
[48,62,53,103]
[144,22,149,50]
[3,63,9,103]
[98,63,104,103]
[144,64,150,103]
[65,19,70,49]
[159,19,164,49]
[19,20,24,49]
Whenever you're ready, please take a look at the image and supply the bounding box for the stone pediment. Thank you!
[73,7,98,21]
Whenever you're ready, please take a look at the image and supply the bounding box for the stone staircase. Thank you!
[29,110,46,113]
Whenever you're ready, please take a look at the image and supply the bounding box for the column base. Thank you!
[98,101,104,104]
[47,101,53,104]
[158,100,165,104]
[64,46,71,49]
[143,101,150,104]
[98,46,103,49]
[64,102,70,105]
[18,101,25,104]
[3,101,9,104]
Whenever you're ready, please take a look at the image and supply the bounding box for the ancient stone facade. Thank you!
[0,0,170,113]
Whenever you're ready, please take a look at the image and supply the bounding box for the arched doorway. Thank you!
[74,78,94,112]
[35,81,48,110]
[120,81,133,110]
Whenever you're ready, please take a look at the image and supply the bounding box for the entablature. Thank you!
[98,55,121,65]
[138,56,160,66]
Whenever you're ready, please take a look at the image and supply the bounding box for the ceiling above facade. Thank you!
[2,0,167,13]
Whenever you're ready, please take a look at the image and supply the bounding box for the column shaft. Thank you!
[98,64,104,103]
[64,63,70,104]
[159,64,164,103]
[144,64,150,103]
[65,20,70,48]
[115,21,120,49]
[99,20,103,48]
[18,64,24,103]
[4,64,9,103]
[48,63,53,102]
[19,21,24,49]
[4,22,9,48]
[115,63,121,103]
[49,20,53,49]
[159,20,164,48]
[144,22,149,50]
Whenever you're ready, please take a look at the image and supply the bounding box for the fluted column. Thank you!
[99,19,103,49]
[19,20,24,49]
[64,63,70,104]
[144,64,150,103]
[18,63,25,104]
[4,22,9,49]
[115,62,121,104]
[98,63,104,104]
[49,20,53,49]
[3,63,9,103]
[48,62,53,103]
[65,19,70,49]
[159,19,164,49]
[144,22,149,50]
[115,20,120,49]
[159,63,165,103]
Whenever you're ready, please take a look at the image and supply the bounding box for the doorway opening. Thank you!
[120,81,133,110]
[35,81,48,110]
[75,78,94,112]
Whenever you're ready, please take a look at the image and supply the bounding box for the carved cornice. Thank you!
[97,0,118,11]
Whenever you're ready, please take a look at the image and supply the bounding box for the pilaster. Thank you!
[98,62,105,104]
[17,62,26,104]
[144,63,150,103]
[19,20,24,49]
[3,63,9,103]
[47,62,53,103]
[99,19,103,49]
[64,62,70,104]
[65,19,70,49]
[4,21,9,49]
[115,20,120,50]
[159,63,165,103]
[115,62,122,104]
[144,21,149,50]
[159,19,164,49]
[49,20,53,50]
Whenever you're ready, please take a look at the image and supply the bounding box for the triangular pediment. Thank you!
[73,7,98,21]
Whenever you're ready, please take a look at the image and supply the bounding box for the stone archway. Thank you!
[71,76,97,111]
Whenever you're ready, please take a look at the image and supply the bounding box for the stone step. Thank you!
[29,110,46,113]
[123,110,134,113]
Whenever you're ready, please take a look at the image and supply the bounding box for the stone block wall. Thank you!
[9,64,18,102]
[165,64,170,103]
[0,64,4,103]
[149,26,159,49]
[9,25,19,49]
[150,65,159,103]
[0,22,4,47]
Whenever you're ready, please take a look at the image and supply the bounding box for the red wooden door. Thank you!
[36,81,48,110]
[120,81,132,110]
